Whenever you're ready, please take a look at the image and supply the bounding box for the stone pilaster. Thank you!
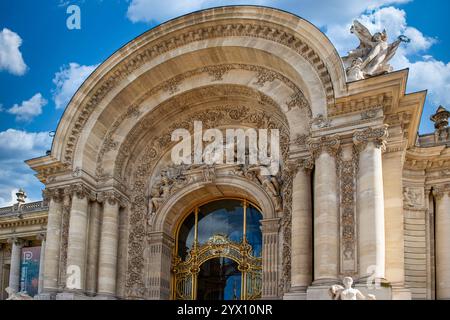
[97,191,121,298]
[41,188,63,295]
[8,237,25,293]
[261,218,280,299]
[146,232,174,300]
[309,135,340,285]
[285,158,313,300]
[354,126,387,281]
[116,205,129,299]
[65,184,90,293]
[433,185,450,300]
[85,200,102,295]
[37,234,46,294]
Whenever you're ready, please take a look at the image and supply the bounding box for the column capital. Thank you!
[286,157,314,175]
[260,218,281,234]
[36,233,46,242]
[43,188,63,203]
[308,135,340,159]
[98,190,128,207]
[7,237,26,247]
[433,184,450,200]
[69,183,94,200]
[353,125,389,152]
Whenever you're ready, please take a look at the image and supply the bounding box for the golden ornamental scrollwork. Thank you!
[172,235,262,301]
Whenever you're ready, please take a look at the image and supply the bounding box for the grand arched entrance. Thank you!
[172,199,263,300]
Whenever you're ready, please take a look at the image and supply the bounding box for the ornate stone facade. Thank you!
[0,6,447,301]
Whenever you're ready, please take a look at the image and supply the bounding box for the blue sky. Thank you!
[0,0,449,205]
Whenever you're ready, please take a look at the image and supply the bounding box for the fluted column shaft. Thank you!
[86,201,102,295]
[8,238,25,292]
[354,126,387,280]
[309,136,340,284]
[66,186,89,291]
[290,160,313,291]
[434,186,450,299]
[42,191,63,292]
[37,234,46,294]
[97,194,120,297]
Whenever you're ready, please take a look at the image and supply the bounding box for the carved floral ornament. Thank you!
[60,19,335,166]
[111,102,291,184]
[307,135,341,159]
[42,184,128,207]
[95,66,308,181]
[353,125,389,152]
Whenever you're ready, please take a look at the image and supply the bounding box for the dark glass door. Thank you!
[196,258,241,300]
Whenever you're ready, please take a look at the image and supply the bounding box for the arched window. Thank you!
[173,199,263,300]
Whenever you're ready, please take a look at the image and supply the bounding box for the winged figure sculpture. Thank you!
[343,20,410,81]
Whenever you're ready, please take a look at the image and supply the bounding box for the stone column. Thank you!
[383,147,411,299]
[97,192,121,298]
[65,184,89,293]
[37,234,46,294]
[146,232,174,300]
[85,200,102,295]
[434,185,450,300]
[354,126,388,281]
[42,189,63,294]
[261,218,280,299]
[286,158,313,299]
[309,136,340,285]
[8,238,25,293]
[0,244,4,300]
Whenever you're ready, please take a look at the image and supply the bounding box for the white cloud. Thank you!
[0,28,28,76]
[325,6,447,133]
[0,129,52,207]
[52,62,98,109]
[6,93,48,122]
[126,0,410,24]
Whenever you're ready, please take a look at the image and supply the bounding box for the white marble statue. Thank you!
[329,277,376,300]
[343,20,410,81]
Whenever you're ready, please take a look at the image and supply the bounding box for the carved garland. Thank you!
[62,21,335,166]
[337,148,358,274]
[124,105,290,298]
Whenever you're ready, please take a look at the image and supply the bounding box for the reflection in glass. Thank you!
[197,258,241,300]
[246,205,263,257]
[197,200,243,245]
[177,212,195,260]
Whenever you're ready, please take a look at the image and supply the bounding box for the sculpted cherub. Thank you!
[329,277,376,300]
[343,20,410,80]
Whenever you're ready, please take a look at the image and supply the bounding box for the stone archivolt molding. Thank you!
[61,20,334,166]
[353,125,389,152]
[110,95,290,184]
[124,102,290,297]
[95,65,308,180]
[307,135,341,159]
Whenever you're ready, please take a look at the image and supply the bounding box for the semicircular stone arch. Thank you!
[51,6,345,172]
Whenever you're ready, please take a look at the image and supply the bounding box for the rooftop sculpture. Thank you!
[343,20,410,82]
